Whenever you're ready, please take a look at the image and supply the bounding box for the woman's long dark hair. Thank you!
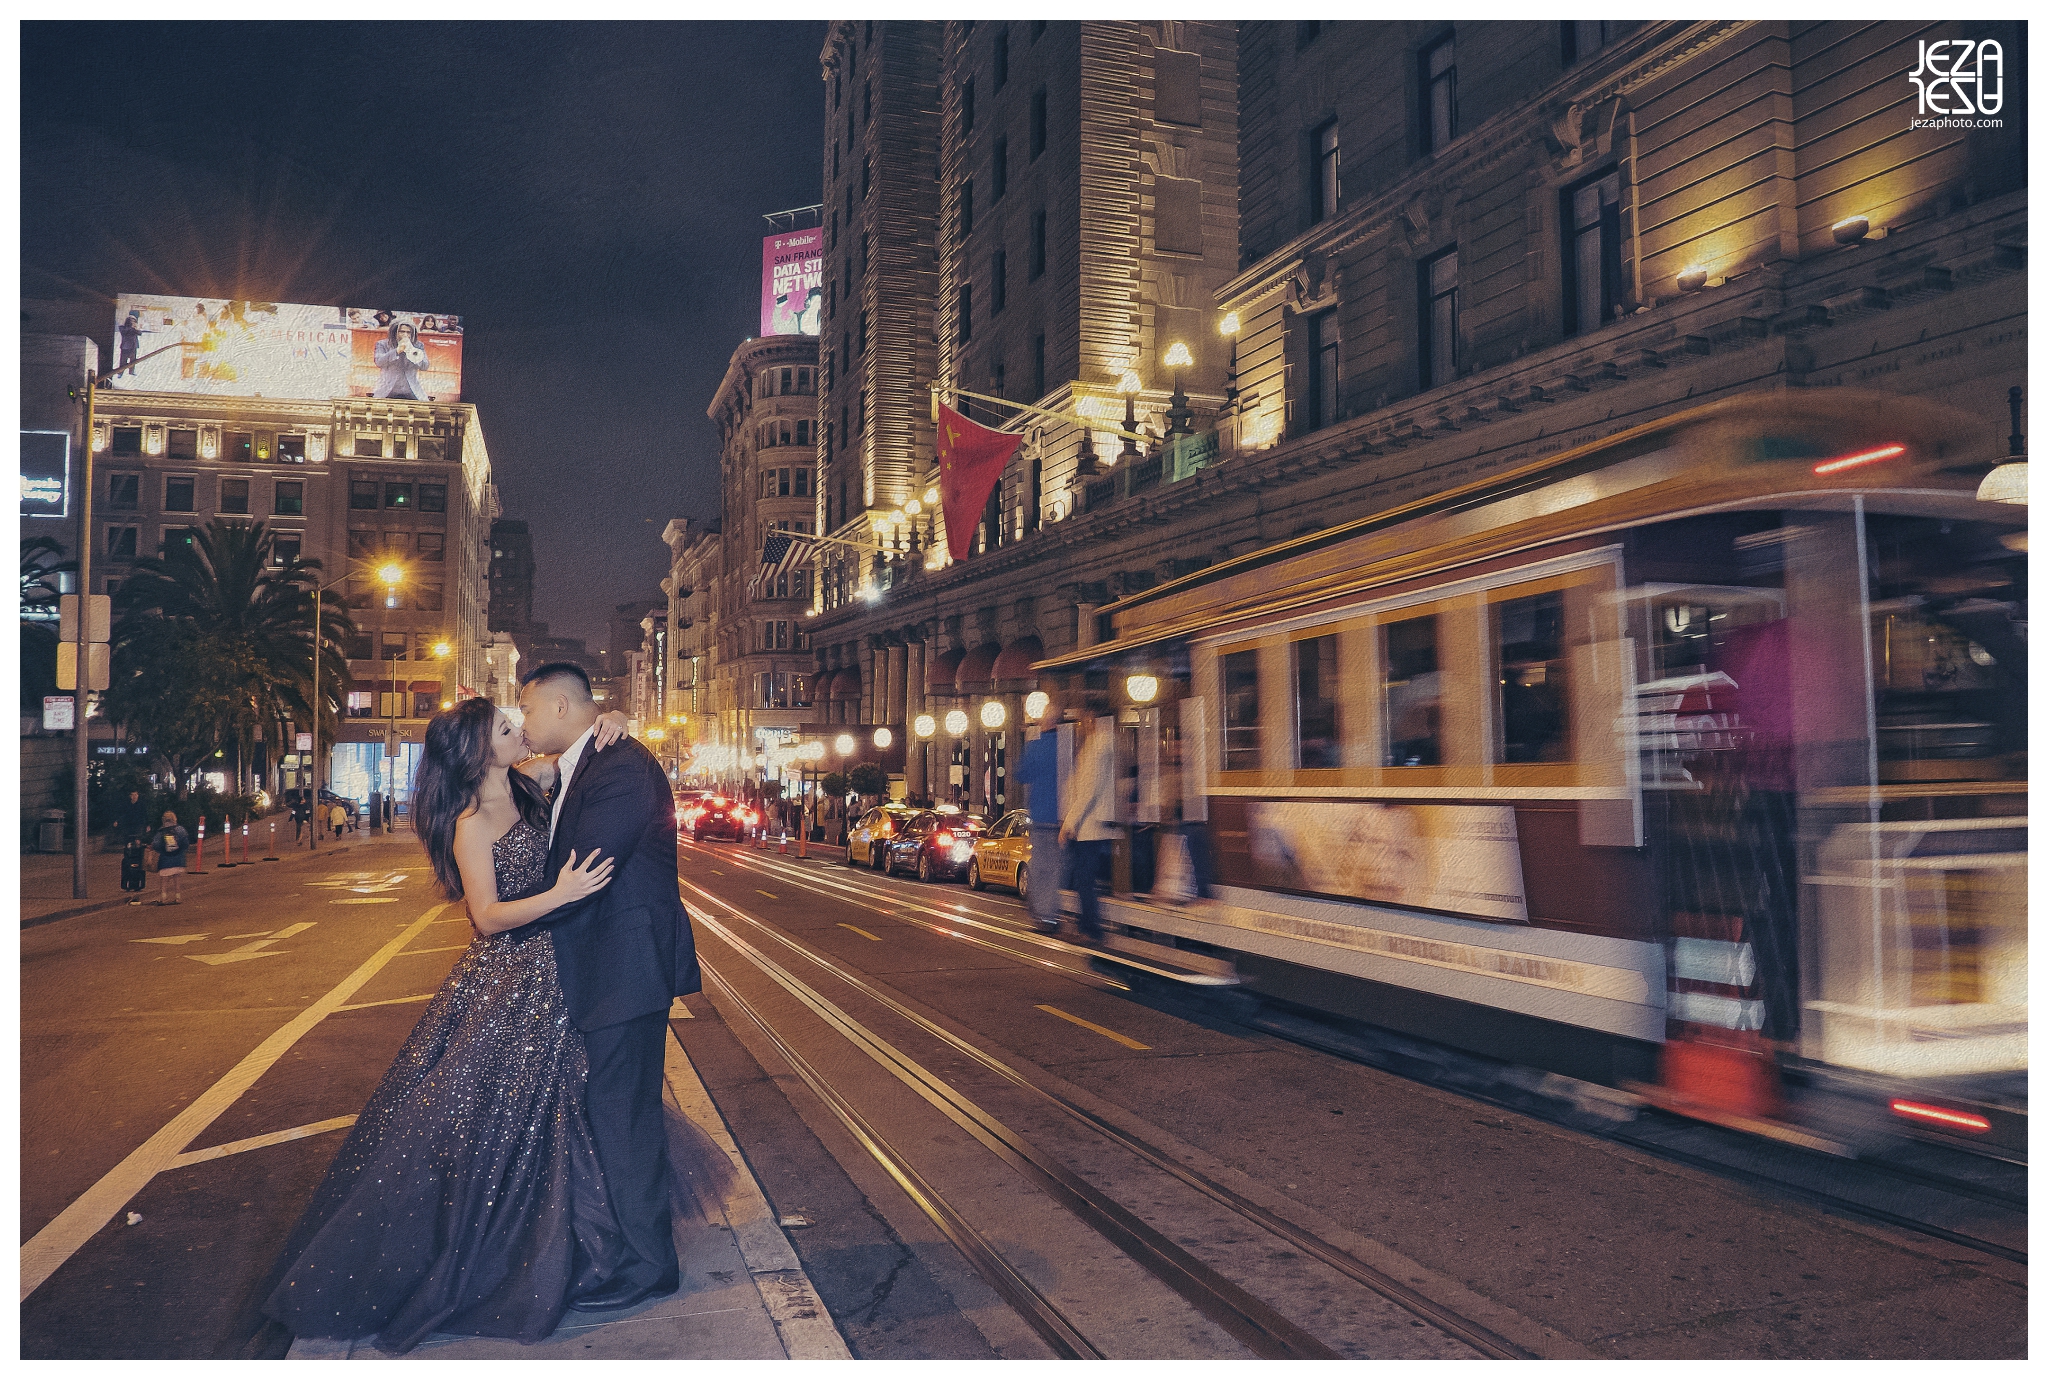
[415,697,550,900]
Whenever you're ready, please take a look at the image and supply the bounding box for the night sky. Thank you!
[21,21,828,648]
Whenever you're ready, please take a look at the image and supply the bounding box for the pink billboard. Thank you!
[761,229,823,337]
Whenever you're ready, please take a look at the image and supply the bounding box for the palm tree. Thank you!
[108,520,355,797]
[19,535,75,713]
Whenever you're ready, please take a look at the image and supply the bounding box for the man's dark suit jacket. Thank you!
[542,732,700,1031]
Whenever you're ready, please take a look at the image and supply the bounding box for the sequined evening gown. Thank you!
[264,819,628,1352]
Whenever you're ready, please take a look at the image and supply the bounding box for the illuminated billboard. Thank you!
[760,230,823,337]
[108,295,463,402]
[20,431,69,518]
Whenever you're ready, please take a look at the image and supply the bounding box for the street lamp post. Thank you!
[378,562,405,832]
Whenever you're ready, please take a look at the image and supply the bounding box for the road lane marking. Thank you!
[1034,1004,1150,1050]
[19,902,450,1302]
[130,934,210,946]
[755,889,778,899]
[223,931,274,940]
[333,993,436,1012]
[398,944,470,956]
[168,1116,359,1168]
[332,897,399,905]
[836,923,882,942]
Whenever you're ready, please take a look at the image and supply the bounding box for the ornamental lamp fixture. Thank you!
[1126,673,1159,704]
[944,708,970,736]
[1163,342,1195,437]
[873,727,893,749]
[376,562,405,586]
[1976,385,2028,505]
[1218,312,1241,337]
[914,713,937,739]
[1162,342,1193,369]
[1675,264,1710,293]
[1832,215,1871,245]
[980,700,1007,729]
[835,733,856,755]
[1024,690,1050,720]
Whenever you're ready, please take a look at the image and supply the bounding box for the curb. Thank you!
[19,831,403,931]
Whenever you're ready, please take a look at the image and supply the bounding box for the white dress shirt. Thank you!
[549,724,597,846]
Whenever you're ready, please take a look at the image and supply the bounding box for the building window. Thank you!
[961,77,975,133]
[225,431,253,462]
[1029,87,1047,159]
[161,526,197,555]
[993,29,1009,88]
[1419,246,1459,390]
[863,78,872,122]
[797,366,812,392]
[416,581,444,612]
[1294,634,1339,769]
[1309,119,1341,225]
[1564,168,1625,337]
[111,426,142,455]
[959,179,974,239]
[385,482,413,510]
[1221,648,1261,770]
[349,529,378,557]
[106,473,139,509]
[219,478,251,514]
[272,533,301,566]
[858,309,869,355]
[417,531,445,562]
[1307,310,1340,431]
[1382,614,1441,766]
[274,480,305,516]
[991,248,1007,312]
[991,357,1006,398]
[350,480,380,509]
[1422,34,1457,154]
[861,156,871,198]
[167,428,198,460]
[1296,21,1321,49]
[384,531,412,557]
[1029,210,1046,279]
[355,435,385,458]
[1495,589,1570,763]
[957,284,973,344]
[992,136,1008,201]
[276,434,306,462]
[164,475,195,512]
[347,689,374,717]
[796,467,811,497]
[105,526,139,559]
[1032,333,1046,398]
[419,482,447,513]
[1562,20,1623,65]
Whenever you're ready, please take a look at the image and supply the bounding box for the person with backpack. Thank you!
[151,811,191,905]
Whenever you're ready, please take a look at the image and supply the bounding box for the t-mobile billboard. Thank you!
[108,295,464,402]
[760,230,823,337]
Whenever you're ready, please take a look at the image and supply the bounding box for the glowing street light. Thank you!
[1025,690,1050,720]
[835,733,856,755]
[980,700,1007,729]
[873,727,893,749]
[1126,673,1159,704]
[913,713,937,739]
[944,709,969,737]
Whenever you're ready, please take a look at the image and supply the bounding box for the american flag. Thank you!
[748,530,815,595]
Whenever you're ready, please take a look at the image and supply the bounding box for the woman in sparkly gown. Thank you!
[263,698,633,1353]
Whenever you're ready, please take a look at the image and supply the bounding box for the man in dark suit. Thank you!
[517,662,700,1311]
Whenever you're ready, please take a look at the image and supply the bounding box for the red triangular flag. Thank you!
[936,401,1021,561]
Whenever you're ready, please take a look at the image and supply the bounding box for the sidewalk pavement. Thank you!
[16,821,382,928]
[291,1018,849,1361]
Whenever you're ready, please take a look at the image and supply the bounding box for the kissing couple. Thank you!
[261,662,700,1353]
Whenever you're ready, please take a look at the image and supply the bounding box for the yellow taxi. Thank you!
[845,804,917,870]
[967,809,1033,893]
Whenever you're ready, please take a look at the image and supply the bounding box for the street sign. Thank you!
[296,732,313,751]
[55,643,110,692]
[58,594,112,644]
[42,697,73,731]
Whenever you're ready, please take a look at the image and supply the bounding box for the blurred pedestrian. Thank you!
[330,802,348,839]
[1058,702,1117,943]
[1012,693,1069,934]
[116,787,152,845]
[151,811,190,905]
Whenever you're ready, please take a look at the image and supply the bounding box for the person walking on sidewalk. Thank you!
[1058,704,1118,943]
[1012,696,1069,934]
[329,802,348,840]
[150,812,190,906]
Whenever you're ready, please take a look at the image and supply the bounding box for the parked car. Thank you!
[968,810,1033,893]
[681,795,758,842]
[845,804,917,869]
[884,809,990,882]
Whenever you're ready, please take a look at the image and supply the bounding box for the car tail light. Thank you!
[934,831,953,847]
[1813,443,1906,475]
[1890,1099,1991,1133]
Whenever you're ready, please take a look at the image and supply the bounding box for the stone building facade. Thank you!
[706,335,823,770]
[660,516,723,759]
[796,18,2027,817]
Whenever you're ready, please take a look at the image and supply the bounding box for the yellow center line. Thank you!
[398,944,470,956]
[755,889,778,899]
[1035,1004,1150,1050]
[836,923,883,942]
[333,993,437,1012]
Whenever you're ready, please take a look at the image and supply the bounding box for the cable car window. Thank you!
[1495,590,1570,763]
[1222,649,1261,770]
[1294,634,1339,768]
[1382,615,1441,767]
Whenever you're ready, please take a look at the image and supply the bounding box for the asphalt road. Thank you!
[17,827,2026,1358]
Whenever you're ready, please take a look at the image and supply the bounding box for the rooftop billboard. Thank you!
[108,295,463,402]
[760,230,822,337]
